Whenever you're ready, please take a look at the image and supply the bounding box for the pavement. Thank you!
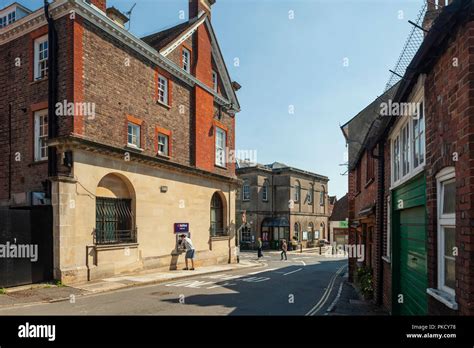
[0,250,384,315]
[0,259,259,309]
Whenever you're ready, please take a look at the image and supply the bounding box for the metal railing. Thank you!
[94,227,137,245]
[210,228,228,237]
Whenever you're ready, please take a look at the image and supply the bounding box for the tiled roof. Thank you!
[330,194,348,221]
[141,17,200,51]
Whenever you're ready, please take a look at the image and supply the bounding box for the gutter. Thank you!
[372,144,384,306]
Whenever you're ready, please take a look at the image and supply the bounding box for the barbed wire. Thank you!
[384,2,428,92]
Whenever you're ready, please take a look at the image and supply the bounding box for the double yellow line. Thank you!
[305,263,347,316]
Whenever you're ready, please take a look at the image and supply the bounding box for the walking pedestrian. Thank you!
[281,239,288,261]
[257,237,263,259]
[180,234,195,270]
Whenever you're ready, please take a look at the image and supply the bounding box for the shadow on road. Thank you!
[161,258,347,315]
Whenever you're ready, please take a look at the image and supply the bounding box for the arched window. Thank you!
[95,173,136,245]
[294,222,300,242]
[320,222,325,239]
[294,180,301,202]
[308,222,314,241]
[308,184,314,204]
[211,192,224,236]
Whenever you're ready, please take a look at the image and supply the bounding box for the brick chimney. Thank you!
[423,0,451,32]
[189,0,215,19]
[87,0,107,12]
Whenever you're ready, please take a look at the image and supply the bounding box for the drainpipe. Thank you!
[8,103,12,200]
[372,143,384,306]
[44,0,58,180]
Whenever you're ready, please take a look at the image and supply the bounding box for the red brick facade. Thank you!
[423,19,474,316]
[0,0,238,205]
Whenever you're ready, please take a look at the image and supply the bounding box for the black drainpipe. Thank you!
[372,142,384,306]
[8,103,12,200]
[44,0,58,184]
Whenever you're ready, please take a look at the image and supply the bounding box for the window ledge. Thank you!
[30,77,48,85]
[125,145,144,152]
[29,160,48,167]
[382,255,391,264]
[93,243,139,251]
[215,164,227,170]
[157,100,171,109]
[211,235,229,241]
[157,153,170,160]
[426,288,458,310]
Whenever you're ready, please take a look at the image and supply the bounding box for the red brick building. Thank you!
[0,0,241,286]
[344,0,474,315]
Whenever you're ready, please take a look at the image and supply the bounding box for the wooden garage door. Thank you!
[392,174,428,315]
[399,206,427,315]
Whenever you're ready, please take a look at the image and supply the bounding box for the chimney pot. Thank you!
[189,0,215,19]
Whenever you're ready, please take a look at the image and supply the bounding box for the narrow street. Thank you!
[0,252,347,316]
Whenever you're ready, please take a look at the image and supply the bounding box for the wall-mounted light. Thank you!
[160,186,168,193]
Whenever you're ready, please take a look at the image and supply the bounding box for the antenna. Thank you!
[125,3,137,31]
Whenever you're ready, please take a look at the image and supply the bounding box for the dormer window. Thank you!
[0,11,16,28]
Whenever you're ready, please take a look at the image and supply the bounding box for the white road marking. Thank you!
[305,264,347,316]
[283,268,302,276]
[324,281,344,315]
[248,268,277,275]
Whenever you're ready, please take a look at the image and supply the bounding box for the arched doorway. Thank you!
[95,173,136,244]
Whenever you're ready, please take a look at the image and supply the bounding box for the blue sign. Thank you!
[174,223,189,233]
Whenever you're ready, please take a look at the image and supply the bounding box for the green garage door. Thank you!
[392,174,428,315]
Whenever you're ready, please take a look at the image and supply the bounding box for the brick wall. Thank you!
[424,19,474,315]
[80,18,235,178]
[0,16,74,202]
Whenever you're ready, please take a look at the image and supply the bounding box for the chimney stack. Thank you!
[422,0,449,32]
[87,0,107,13]
[189,0,215,19]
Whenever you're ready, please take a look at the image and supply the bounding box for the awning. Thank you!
[262,217,290,228]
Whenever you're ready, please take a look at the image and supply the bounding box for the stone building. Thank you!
[236,162,330,250]
[0,0,241,286]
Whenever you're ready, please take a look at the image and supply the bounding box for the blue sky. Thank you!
[5,0,424,198]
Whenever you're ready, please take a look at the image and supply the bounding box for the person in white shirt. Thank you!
[180,234,195,270]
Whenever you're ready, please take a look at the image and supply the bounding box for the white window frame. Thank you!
[157,133,169,156]
[182,48,191,73]
[34,109,48,161]
[215,127,226,167]
[389,79,425,189]
[127,122,141,148]
[242,181,250,201]
[436,167,456,296]
[158,75,168,105]
[7,11,15,24]
[34,35,49,81]
[212,70,218,92]
[320,187,325,206]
